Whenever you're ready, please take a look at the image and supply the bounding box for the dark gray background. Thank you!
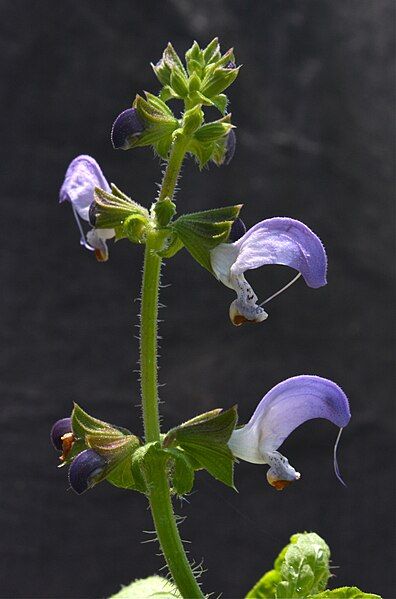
[1,1,395,598]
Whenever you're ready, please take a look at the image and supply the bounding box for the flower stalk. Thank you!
[139,142,204,598]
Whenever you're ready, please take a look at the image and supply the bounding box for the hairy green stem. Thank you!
[139,143,204,598]
[157,135,189,202]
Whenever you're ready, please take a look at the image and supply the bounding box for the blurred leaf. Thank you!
[109,575,179,598]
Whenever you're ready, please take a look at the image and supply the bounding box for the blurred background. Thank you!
[1,1,394,597]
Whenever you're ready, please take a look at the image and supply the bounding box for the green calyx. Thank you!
[68,404,142,491]
[172,204,242,272]
[93,185,149,240]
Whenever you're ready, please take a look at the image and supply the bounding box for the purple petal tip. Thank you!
[68,449,107,494]
[111,108,144,150]
[50,418,72,451]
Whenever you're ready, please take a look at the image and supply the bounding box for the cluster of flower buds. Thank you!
[109,39,238,166]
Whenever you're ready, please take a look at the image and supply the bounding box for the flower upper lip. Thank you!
[59,155,115,261]
[210,217,327,325]
[228,375,351,489]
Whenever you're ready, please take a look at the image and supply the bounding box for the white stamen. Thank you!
[333,427,346,487]
[72,205,94,251]
[260,272,302,306]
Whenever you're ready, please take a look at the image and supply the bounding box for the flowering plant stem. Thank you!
[139,144,204,598]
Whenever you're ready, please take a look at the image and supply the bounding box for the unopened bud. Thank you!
[111,108,145,150]
[68,449,107,494]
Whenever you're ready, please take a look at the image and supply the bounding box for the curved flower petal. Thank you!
[59,155,111,221]
[232,217,327,288]
[211,217,327,325]
[111,108,144,150]
[228,375,350,489]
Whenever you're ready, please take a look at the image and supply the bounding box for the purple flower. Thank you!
[210,217,327,325]
[228,375,351,490]
[68,449,107,494]
[59,155,115,261]
[111,108,145,150]
[50,417,72,451]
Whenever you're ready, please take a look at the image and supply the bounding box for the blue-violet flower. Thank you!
[210,217,327,325]
[68,449,107,494]
[111,107,145,150]
[59,155,115,261]
[228,375,350,490]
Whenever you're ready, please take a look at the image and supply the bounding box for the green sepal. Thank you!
[202,38,221,64]
[187,138,215,169]
[163,42,187,77]
[246,533,331,599]
[211,93,228,114]
[170,69,189,98]
[165,447,195,496]
[123,213,148,243]
[93,187,149,230]
[182,106,203,136]
[154,198,176,228]
[132,94,178,147]
[154,134,174,159]
[194,115,233,142]
[144,92,174,117]
[71,404,142,491]
[188,72,202,93]
[163,406,238,489]
[201,65,240,98]
[130,442,167,494]
[109,575,179,598]
[157,232,184,259]
[308,589,381,599]
[172,205,242,272]
[185,41,204,76]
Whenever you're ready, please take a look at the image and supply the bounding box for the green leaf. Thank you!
[172,205,242,271]
[109,575,179,598]
[93,187,149,230]
[194,116,233,142]
[308,588,381,599]
[164,406,238,488]
[246,533,331,599]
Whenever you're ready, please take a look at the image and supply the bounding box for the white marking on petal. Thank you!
[229,274,268,325]
[264,450,300,490]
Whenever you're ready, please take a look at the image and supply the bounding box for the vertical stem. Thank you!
[140,234,162,443]
[157,135,189,202]
[139,141,205,598]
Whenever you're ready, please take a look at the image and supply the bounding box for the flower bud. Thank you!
[229,217,246,242]
[111,108,144,150]
[225,60,237,69]
[68,449,107,494]
[50,418,72,451]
